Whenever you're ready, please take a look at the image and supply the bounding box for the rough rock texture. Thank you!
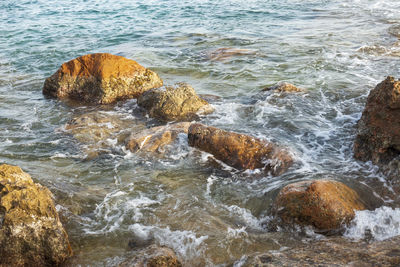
[354,77,400,166]
[274,180,365,231]
[137,83,213,122]
[188,123,293,175]
[65,111,145,159]
[126,122,190,153]
[0,164,72,266]
[119,245,182,267]
[262,82,303,93]
[43,53,163,104]
[241,236,400,267]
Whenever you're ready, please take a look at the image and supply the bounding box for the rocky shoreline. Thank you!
[2,53,400,266]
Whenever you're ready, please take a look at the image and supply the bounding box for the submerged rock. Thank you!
[262,82,303,93]
[354,77,400,169]
[138,83,213,122]
[273,180,365,231]
[0,164,72,266]
[119,245,182,267]
[207,47,256,61]
[187,123,293,175]
[43,53,163,104]
[65,111,145,158]
[126,122,191,153]
[241,236,400,267]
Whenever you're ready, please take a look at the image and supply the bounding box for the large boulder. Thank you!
[126,122,191,153]
[273,180,365,231]
[354,77,400,171]
[241,236,400,267]
[43,53,163,104]
[187,123,293,175]
[119,245,182,267]
[137,83,213,122]
[0,164,72,266]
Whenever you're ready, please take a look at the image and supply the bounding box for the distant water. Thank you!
[1,0,400,266]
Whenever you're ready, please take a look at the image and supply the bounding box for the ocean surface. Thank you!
[1,0,400,266]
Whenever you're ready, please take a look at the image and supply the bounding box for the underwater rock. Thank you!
[187,123,293,175]
[241,236,400,267]
[119,245,182,267]
[354,77,400,169]
[65,111,145,159]
[126,122,191,153]
[43,53,163,104]
[262,82,303,93]
[138,83,213,122]
[207,47,256,61]
[273,180,365,231]
[0,164,72,266]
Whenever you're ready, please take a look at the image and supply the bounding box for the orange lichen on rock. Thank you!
[43,53,163,104]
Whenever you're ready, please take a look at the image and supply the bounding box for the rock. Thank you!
[43,53,163,104]
[65,111,145,158]
[0,164,72,266]
[262,82,303,93]
[119,245,182,267]
[187,123,293,175]
[126,122,191,153]
[207,47,256,61]
[198,94,221,103]
[389,24,400,39]
[138,83,213,122]
[240,236,400,267]
[273,180,365,231]
[354,77,400,166]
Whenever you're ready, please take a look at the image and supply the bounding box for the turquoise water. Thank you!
[1,0,400,266]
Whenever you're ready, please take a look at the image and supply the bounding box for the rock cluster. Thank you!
[262,82,303,93]
[188,123,293,175]
[0,164,72,266]
[273,179,365,231]
[43,53,163,104]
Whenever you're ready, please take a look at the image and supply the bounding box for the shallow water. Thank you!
[1,0,400,266]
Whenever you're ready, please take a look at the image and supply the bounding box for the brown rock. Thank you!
[262,82,303,93]
[354,77,400,166]
[138,83,213,122]
[0,164,72,266]
[241,236,400,267]
[126,122,191,153]
[187,123,293,175]
[119,245,182,267]
[43,53,163,104]
[274,180,365,231]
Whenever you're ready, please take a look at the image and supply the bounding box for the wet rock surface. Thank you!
[137,83,213,122]
[188,123,293,175]
[262,82,303,93]
[241,236,400,267]
[0,164,72,266]
[119,245,182,267]
[65,111,145,158]
[43,53,163,104]
[126,122,191,153]
[354,76,400,172]
[273,180,365,231]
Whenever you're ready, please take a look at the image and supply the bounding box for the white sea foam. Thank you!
[128,223,208,259]
[344,206,400,241]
